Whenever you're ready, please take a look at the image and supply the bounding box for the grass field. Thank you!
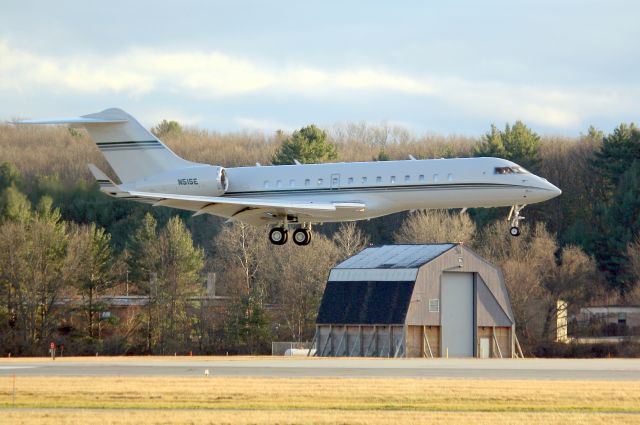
[2,374,640,424]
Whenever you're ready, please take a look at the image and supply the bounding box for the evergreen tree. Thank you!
[152,120,182,138]
[474,121,541,171]
[272,125,337,165]
[127,212,159,285]
[157,216,204,353]
[597,161,640,294]
[0,186,31,223]
[65,223,113,339]
[0,162,20,191]
[591,123,640,194]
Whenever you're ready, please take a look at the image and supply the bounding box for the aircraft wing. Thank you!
[126,190,366,225]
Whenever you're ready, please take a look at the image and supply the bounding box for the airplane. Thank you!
[17,108,561,245]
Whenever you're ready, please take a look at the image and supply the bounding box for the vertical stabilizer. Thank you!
[18,108,200,183]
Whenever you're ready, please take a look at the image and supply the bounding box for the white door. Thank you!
[330,173,340,190]
[441,272,474,357]
[480,337,490,359]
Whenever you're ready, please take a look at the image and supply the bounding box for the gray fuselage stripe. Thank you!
[223,182,533,198]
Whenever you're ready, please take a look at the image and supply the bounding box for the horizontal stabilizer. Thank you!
[15,108,198,183]
[16,117,127,125]
[88,164,124,196]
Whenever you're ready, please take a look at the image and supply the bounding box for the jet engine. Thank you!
[126,165,229,196]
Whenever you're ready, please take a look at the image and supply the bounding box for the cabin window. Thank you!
[276,180,283,188]
[348,177,354,184]
[305,179,310,186]
[390,176,396,184]
[433,174,439,182]
[419,174,425,182]
[289,179,295,187]
[447,173,453,182]
[362,177,368,184]
[376,176,382,183]
[317,178,324,186]
[404,175,411,182]
[332,176,339,186]
[263,180,269,188]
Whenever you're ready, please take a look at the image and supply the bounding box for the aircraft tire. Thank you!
[293,228,311,246]
[509,226,521,237]
[269,227,288,245]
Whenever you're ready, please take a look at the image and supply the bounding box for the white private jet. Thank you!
[18,108,561,245]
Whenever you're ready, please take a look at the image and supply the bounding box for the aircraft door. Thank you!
[330,173,341,190]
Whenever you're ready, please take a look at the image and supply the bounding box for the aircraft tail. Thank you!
[18,108,199,183]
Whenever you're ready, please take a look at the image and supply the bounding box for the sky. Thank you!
[1,0,638,136]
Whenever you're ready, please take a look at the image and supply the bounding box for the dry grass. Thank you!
[4,409,640,425]
[1,376,639,424]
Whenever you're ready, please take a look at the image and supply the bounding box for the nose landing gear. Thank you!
[508,204,526,237]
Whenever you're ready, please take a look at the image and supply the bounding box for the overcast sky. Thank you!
[1,0,638,136]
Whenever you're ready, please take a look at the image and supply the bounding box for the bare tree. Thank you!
[212,222,269,297]
[394,209,476,244]
[475,222,552,345]
[264,234,340,341]
[333,222,370,261]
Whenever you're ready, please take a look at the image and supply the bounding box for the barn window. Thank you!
[618,313,627,325]
[428,299,440,312]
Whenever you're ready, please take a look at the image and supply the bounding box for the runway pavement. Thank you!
[1,357,640,380]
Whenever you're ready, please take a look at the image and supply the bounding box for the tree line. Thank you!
[0,119,639,356]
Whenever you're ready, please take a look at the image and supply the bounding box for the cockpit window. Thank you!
[494,166,530,175]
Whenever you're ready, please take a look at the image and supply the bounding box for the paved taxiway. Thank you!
[1,357,639,380]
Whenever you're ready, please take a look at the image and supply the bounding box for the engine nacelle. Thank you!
[126,165,228,196]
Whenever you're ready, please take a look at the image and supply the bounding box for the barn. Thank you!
[314,244,518,358]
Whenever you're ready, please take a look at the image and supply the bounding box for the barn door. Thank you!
[441,272,474,357]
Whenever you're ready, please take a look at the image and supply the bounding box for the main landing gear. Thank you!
[508,204,526,237]
[268,225,312,246]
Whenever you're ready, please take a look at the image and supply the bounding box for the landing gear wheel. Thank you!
[269,227,288,245]
[507,204,526,237]
[292,228,312,246]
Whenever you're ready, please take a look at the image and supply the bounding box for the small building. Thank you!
[315,244,517,358]
[576,306,640,329]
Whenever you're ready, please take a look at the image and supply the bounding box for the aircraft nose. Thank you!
[545,180,562,198]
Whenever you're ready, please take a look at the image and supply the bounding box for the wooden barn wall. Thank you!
[405,245,514,328]
[477,326,512,358]
[406,325,441,358]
